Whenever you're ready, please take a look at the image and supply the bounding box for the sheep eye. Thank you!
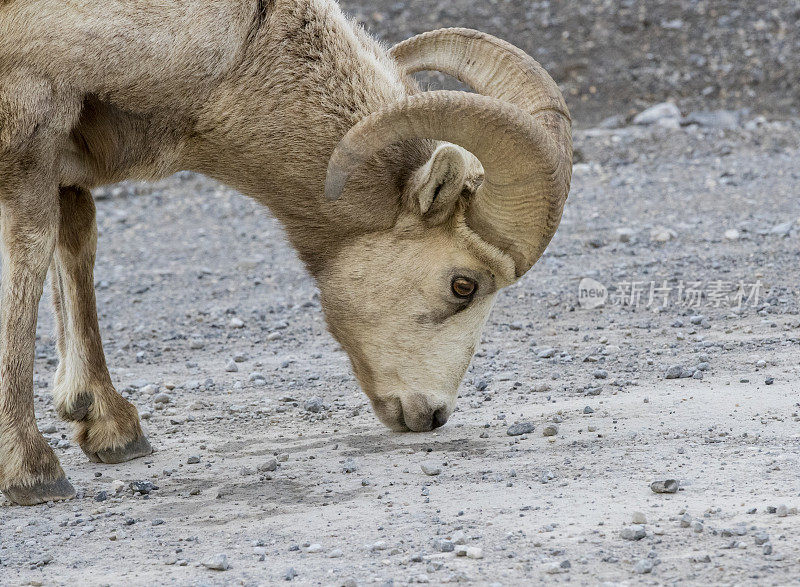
[451,277,477,299]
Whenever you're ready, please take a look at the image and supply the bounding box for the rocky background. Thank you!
[343,0,800,127]
[2,1,799,585]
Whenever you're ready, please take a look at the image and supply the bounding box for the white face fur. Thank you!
[319,226,499,431]
[317,145,515,431]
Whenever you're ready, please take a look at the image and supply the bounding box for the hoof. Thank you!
[83,435,152,464]
[2,476,76,506]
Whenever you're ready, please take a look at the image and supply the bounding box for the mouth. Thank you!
[373,396,451,432]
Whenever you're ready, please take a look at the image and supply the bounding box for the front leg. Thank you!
[50,186,152,463]
[0,178,75,505]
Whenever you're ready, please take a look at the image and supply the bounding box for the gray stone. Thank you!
[650,479,679,493]
[202,553,230,571]
[620,525,646,540]
[665,365,683,379]
[258,457,278,472]
[633,559,654,574]
[542,424,559,437]
[304,397,325,413]
[434,538,455,552]
[129,480,156,494]
[754,532,770,545]
[507,422,535,436]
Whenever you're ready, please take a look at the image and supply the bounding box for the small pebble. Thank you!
[507,422,535,436]
[421,463,441,476]
[650,479,679,493]
[633,559,654,574]
[258,458,278,472]
[542,424,559,437]
[466,547,483,559]
[620,525,646,541]
[202,554,230,571]
[543,561,569,574]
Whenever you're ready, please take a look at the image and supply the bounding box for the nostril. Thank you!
[431,408,448,429]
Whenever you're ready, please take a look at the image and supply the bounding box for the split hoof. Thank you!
[84,434,152,464]
[2,476,76,506]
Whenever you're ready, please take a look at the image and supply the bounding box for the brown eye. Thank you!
[452,277,477,299]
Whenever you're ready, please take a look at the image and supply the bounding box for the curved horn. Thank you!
[326,30,572,278]
[390,28,571,124]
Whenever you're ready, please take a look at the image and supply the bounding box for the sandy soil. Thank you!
[1,113,798,585]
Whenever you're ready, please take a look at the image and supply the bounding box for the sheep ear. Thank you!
[405,144,467,217]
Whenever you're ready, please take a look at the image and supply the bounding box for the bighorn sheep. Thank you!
[0,0,571,505]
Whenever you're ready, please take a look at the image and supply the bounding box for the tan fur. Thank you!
[1,0,541,503]
[50,187,145,458]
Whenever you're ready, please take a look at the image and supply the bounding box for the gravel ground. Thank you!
[2,111,798,585]
[344,0,800,127]
[3,1,800,585]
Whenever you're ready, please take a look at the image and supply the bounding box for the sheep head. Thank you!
[318,29,572,432]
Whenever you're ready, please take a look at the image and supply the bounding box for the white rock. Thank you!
[633,102,681,126]
[724,229,740,240]
[421,463,441,476]
[770,221,794,236]
[650,227,677,242]
[632,511,647,524]
[229,317,245,328]
[466,547,483,559]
